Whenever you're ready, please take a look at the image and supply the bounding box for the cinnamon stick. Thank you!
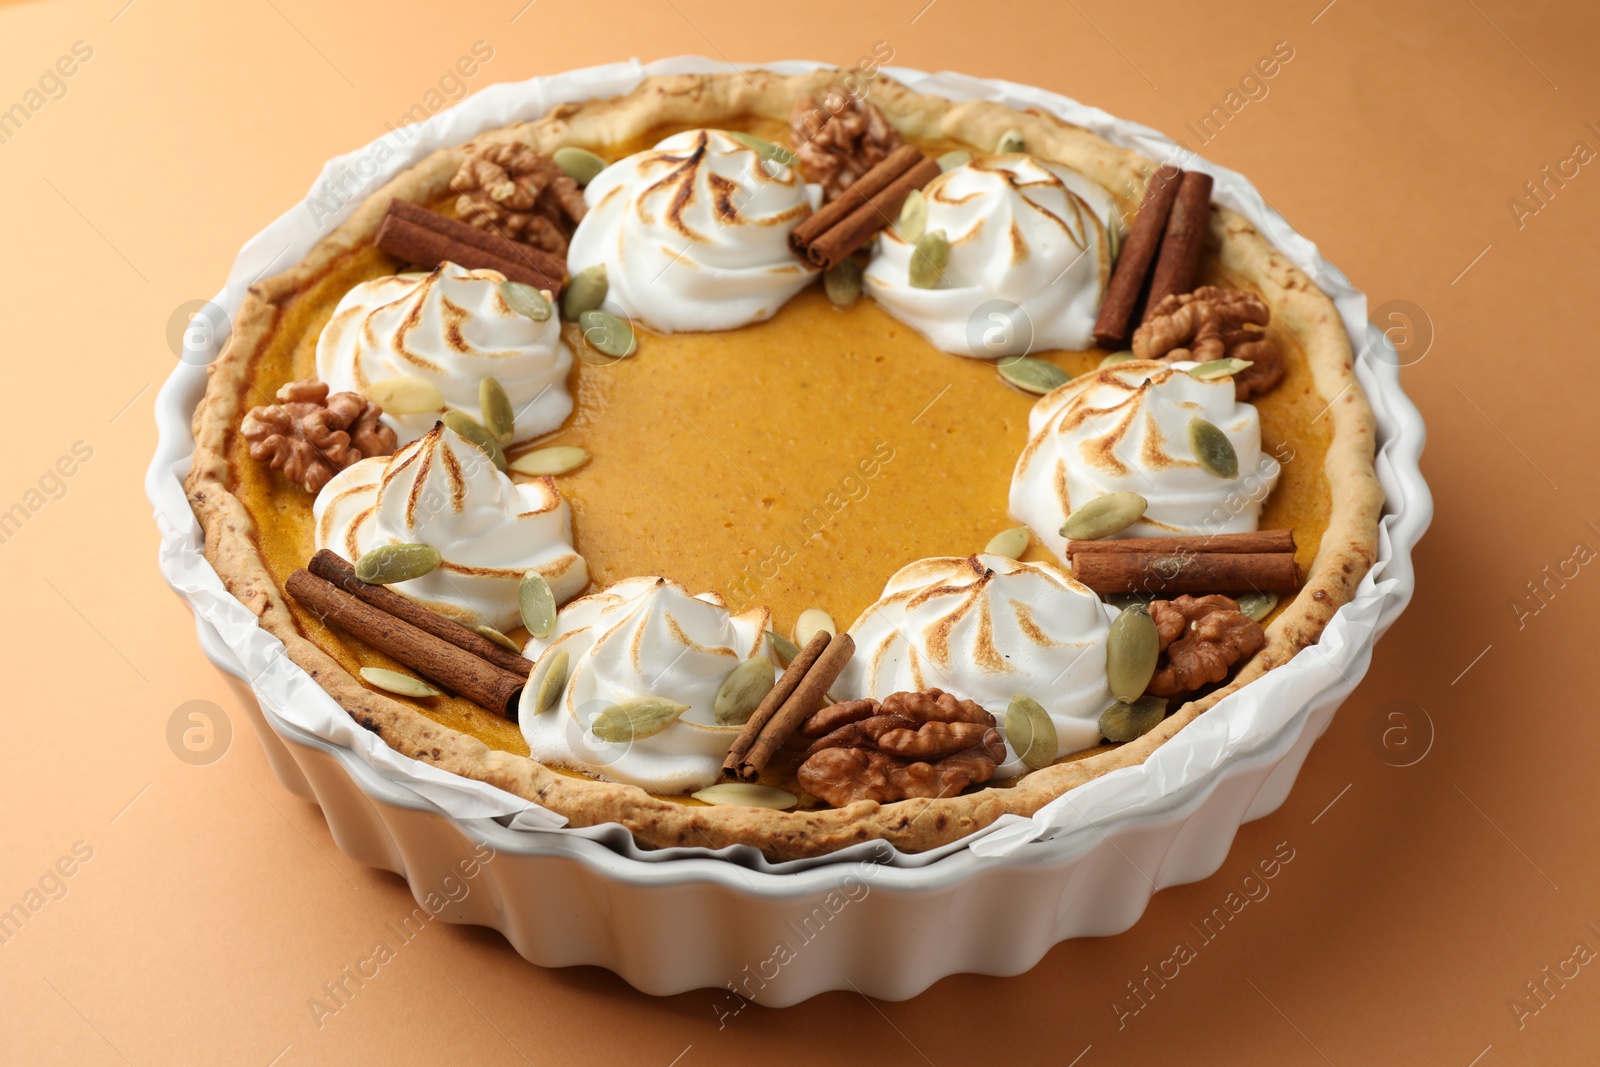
[286,569,525,719]
[789,145,941,270]
[1141,170,1214,322]
[1092,165,1182,347]
[1067,529,1295,557]
[376,199,566,294]
[722,629,831,779]
[308,549,531,677]
[735,632,855,783]
[1069,551,1301,595]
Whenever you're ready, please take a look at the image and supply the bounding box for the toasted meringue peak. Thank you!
[864,154,1120,357]
[837,554,1116,775]
[565,129,818,333]
[313,424,587,631]
[1011,361,1281,560]
[521,575,774,793]
[316,261,573,447]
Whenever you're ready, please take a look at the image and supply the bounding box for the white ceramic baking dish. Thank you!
[148,58,1429,1005]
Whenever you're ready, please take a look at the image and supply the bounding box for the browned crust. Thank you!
[185,70,1383,861]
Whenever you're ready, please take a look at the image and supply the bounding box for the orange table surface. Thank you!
[3,0,1598,1063]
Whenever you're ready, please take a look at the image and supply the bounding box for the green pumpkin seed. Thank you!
[691,782,798,810]
[1099,695,1168,743]
[552,145,607,185]
[518,572,556,639]
[984,526,1030,560]
[530,650,569,715]
[999,357,1071,396]
[1060,492,1148,542]
[726,130,797,167]
[894,189,927,242]
[1188,417,1239,478]
[480,376,515,444]
[909,229,949,289]
[1106,604,1160,703]
[590,696,690,742]
[1189,357,1253,381]
[995,128,1026,154]
[474,624,522,654]
[359,667,440,699]
[713,658,776,725]
[366,376,444,415]
[824,258,863,307]
[1104,592,1153,612]
[441,410,508,473]
[1006,694,1057,770]
[1107,218,1123,265]
[499,280,552,322]
[937,149,972,171]
[561,264,608,320]
[766,630,800,666]
[510,446,589,477]
[354,543,441,585]
[579,309,637,359]
[1099,350,1137,367]
[1236,590,1279,622]
[794,608,836,649]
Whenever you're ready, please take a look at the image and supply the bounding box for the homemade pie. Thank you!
[186,69,1382,860]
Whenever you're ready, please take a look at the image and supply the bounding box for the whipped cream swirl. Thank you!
[316,262,573,447]
[521,576,774,793]
[565,129,817,333]
[864,155,1120,357]
[1011,361,1281,560]
[837,554,1116,777]
[314,424,587,632]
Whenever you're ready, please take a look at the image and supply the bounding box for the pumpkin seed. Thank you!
[510,446,589,476]
[999,357,1071,395]
[1104,592,1153,612]
[726,130,797,167]
[1236,590,1279,622]
[1107,218,1123,265]
[1006,694,1057,770]
[359,667,440,698]
[1059,491,1148,542]
[474,624,522,654]
[1188,417,1239,478]
[1189,357,1253,381]
[824,258,863,307]
[499,280,552,322]
[480,376,515,443]
[794,608,836,649]
[1099,695,1169,743]
[561,264,607,320]
[690,782,798,810]
[766,630,800,666]
[909,229,949,289]
[354,543,441,584]
[530,650,569,715]
[366,376,444,415]
[579,309,637,359]
[894,189,927,242]
[441,410,508,473]
[1106,604,1159,703]
[713,657,776,725]
[1099,350,1136,367]
[518,572,556,638]
[552,145,607,185]
[984,526,1030,560]
[590,696,690,742]
[995,128,1026,154]
[937,149,972,171]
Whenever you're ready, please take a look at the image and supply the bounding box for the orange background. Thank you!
[2,0,1597,1063]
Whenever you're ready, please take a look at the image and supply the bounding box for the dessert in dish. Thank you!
[187,69,1382,860]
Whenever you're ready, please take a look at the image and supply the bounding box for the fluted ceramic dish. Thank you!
[149,57,1429,1005]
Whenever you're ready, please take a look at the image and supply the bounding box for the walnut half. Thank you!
[790,91,903,201]
[1132,285,1285,399]
[1146,594,1266,697]
[240,380,395,494]
[449,142,587,256]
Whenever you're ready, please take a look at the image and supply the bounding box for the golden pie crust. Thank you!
[186,70,1384,860]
